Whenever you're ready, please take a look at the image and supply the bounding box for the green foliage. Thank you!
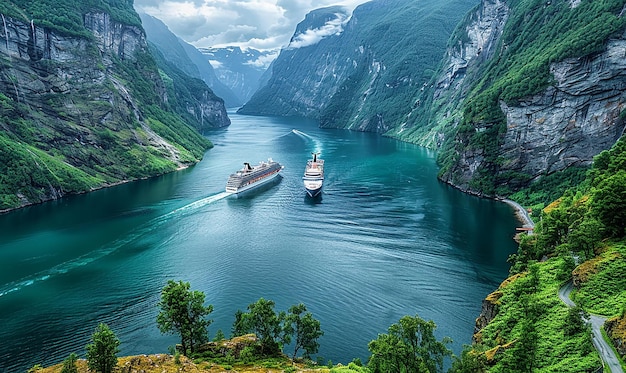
[572,243,626,317]
[590,170,626,237]
[509,166,589,208]
[563,306,589,337]
[330,362,371,373]
[449,344,487,373]
[233,298,285,356]
[86,323,120,373]
[27,364,42,373]
[0,133,103,210]
[283,303,324,360]
[60,352,79,373]
[0,0,141,37]
[156,280,214,355]
[367,314,452,373]
[213,329,226,342]
[469,259,599,372]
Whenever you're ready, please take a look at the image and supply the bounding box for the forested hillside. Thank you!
[0,0,225,211]
[139,12,241,108]
[451,137,626,372]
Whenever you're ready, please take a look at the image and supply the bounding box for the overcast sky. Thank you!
[133,0,369,51]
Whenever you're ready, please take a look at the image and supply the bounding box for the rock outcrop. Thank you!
[605,313,626,360]
[500,42,626,180]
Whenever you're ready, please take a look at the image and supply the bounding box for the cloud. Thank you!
[245,50,280,69]
[287,11,350,49]
[134,0,369,51]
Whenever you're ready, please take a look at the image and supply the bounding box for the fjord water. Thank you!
[0,113,519,371]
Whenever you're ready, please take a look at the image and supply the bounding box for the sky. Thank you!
[133,0,369,51]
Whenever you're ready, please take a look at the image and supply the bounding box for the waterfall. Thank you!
[1,14,8,50]
[30,18,35,46]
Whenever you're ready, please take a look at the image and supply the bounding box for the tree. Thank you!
[591,170,626,238]
[86,323,120,373]
[234,298,285,355]
[213,329,226,342]
[232,309,249,338]
[60,352,78,373]
[283,303,324,359]
[368,314,452,373]
[564,305,589,336]
[156,280,213,355]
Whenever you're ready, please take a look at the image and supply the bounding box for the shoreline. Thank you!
[0,164,193,214]
[497,198,535,229]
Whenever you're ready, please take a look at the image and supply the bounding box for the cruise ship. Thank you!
[225,159,283,194]
[303,152,324,197]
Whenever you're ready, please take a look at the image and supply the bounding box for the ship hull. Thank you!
[303,178,323,197]
[302,154,324,198]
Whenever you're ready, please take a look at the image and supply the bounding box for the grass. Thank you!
[33,353,368,373]
[474,258,601,372]
[601,327,626,373]
[571,242,626,317]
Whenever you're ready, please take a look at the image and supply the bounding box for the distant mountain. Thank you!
[199,46,277,104]
[139,13,242,108]
[238,0,477,131]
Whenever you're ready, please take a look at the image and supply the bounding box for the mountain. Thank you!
[138,13,242,108]
[198,46,276,105]
[427,0,626,197]
[238,0,479,131]
[0,0,227,211]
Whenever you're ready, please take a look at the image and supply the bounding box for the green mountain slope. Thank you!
[0,0,223,211]
[452,137,626,372]
[239,0,478,133]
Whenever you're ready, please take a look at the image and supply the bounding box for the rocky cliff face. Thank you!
[435,0,626,194]
[499,42,626,179]
[238,6,355,118]
[139,12,240,109]
[0,9,214,210]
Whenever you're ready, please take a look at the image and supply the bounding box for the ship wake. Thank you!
[0,191,233,298]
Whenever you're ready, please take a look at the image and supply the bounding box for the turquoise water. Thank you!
[0,113,519,371]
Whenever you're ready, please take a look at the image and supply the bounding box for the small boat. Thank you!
[226,159,284,194]
[303,152,324,197]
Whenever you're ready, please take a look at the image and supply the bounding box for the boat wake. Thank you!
[0,191,233,298]
[292,129,322,154]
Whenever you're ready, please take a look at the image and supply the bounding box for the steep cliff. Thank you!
[238,5,354,118]
[139,12,241,108]
[432,0,626,196]
[0,1,221,210]
[239,0,478,133]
